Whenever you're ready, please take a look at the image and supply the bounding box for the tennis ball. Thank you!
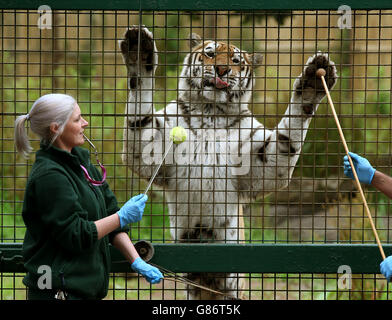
[170,126,187,144]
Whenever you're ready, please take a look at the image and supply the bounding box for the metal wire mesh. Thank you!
[1,8,392,300]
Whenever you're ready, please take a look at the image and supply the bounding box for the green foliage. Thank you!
[241,11,292,25]
[129,193,172,242]
[0,190,25,242]
[183,11,292,26]
[78,52,93,84]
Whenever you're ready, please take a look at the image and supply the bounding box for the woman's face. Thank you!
[54,103,88,152]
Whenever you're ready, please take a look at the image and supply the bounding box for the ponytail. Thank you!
[14,114,33,159]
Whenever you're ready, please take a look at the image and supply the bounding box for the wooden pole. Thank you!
[317,68,386,260]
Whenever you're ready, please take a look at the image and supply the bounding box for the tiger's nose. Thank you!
[215,65,231,77]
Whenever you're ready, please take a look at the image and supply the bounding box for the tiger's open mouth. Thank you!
[203,77,229,90]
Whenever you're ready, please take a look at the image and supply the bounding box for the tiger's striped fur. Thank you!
[119,26,337,299]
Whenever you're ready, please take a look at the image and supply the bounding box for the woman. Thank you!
[14,93,163,300]
[343,152,392,282]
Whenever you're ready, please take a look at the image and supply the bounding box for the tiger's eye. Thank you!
[206,51,215,58]
[233,58,240,64]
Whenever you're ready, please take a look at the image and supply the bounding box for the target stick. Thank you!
[317,68,386,260]
[143,127,187,195]
[143,140,173,195]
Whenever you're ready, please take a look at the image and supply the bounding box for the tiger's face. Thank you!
[179,35,263,105]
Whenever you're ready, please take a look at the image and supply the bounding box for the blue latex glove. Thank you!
[343,152,376,184]
[117,194,148,228]
[131,257,163,284]
[380,256,392,282]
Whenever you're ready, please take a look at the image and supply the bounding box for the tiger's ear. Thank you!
[189,33,202,49]
[249,53,263,68]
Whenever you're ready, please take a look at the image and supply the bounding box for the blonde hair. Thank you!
[14,93,77,158]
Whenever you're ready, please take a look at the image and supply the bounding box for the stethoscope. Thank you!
[80,133,107,186]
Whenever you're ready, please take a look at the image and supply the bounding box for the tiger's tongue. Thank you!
[213,77,229,89]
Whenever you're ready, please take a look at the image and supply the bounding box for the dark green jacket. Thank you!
[22,143,128,299]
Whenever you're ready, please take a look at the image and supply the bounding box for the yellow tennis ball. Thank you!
[170,126,187,144]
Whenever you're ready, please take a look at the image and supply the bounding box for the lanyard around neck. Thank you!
[81,134,107,186]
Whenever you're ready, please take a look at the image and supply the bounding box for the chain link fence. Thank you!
[1,4,392,299]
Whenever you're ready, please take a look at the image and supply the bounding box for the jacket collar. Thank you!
[38,141,90,168]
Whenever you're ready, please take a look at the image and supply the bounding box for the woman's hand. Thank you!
[380,256,392,282]
[343,152,376,184]
[117,194,148,228]
[131,257,163,284]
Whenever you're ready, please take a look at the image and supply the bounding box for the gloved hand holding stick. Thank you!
[316,68,386,260]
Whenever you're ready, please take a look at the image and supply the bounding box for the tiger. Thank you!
[119,26,337,300]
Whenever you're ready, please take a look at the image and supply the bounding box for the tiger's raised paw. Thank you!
[294,53,337,111]
[119,26,157,82]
